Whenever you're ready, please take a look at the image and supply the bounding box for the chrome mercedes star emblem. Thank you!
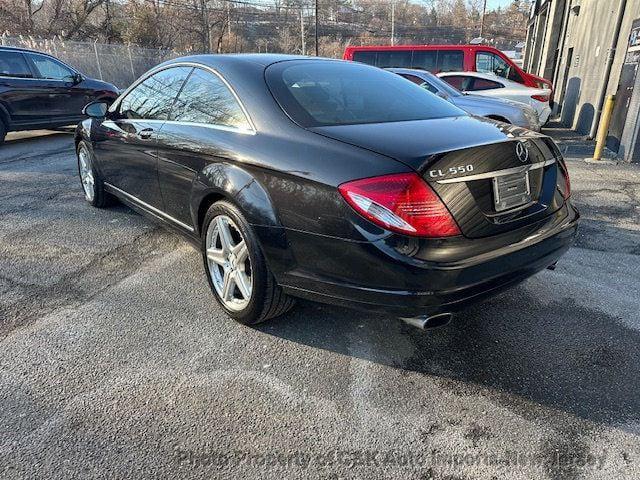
[516,141,530,163]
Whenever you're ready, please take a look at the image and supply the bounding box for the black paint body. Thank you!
[76,54,579,317]
[0,46,119,133]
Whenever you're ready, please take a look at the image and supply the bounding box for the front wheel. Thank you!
[77,140,114,208]
[201,200,295,325]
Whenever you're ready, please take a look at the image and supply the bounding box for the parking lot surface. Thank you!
[1,131,640,479]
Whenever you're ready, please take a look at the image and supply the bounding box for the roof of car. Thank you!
[164,53,338,69]
[0,45,51,56]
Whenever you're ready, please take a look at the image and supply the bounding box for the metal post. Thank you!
[391,1,395,46]
[479,0,487,38]
[128,45,136,82]
[300,5,306,55]
[589,95,616,162]
[315,0,319,56]
[93,39,103,80]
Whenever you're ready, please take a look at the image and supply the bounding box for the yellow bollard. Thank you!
[591,95,616,161]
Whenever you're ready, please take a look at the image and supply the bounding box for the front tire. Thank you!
[77,140,114,208]
[202,200,295,325]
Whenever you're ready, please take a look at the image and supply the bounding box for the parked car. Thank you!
[76,55,577,327]
[388,68,541,131]
[343,44,553,92]
[0,46,119,143]
[438,71,552,125]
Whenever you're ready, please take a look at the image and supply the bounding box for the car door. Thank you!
[0,49,42,127]
[155,66,254,227]
[96,66,192,208]
[21,52,88,124]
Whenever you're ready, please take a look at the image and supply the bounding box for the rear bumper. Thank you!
[278,203,579,317]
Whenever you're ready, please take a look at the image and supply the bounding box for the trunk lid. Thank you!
[311,116,565,238]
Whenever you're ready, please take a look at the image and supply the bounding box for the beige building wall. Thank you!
[525,0,640,134]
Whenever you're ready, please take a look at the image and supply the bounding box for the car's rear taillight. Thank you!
[531,94,550,103]
[338,173,461,237]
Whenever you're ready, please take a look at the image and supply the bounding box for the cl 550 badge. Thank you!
[429,164,474,179]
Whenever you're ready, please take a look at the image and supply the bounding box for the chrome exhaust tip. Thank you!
[400,312,453,330]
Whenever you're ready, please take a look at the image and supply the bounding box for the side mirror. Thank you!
[73,73,84,85]
[83,101,108,119]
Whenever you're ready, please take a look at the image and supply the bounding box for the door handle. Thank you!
[137,128,154,140]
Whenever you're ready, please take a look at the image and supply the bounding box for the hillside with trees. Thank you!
[0,0,530,57]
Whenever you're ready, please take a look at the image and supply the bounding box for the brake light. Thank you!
[338,173,461,237]
[531,94,550,103]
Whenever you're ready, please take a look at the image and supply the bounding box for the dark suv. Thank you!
[0,46,119,143]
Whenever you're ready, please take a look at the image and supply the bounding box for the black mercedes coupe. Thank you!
[75,55,578,328]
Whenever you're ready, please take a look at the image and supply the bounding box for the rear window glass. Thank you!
[0,51,32,78]
[266,61,464,127]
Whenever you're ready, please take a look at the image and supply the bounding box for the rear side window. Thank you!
[412,51,437,71]
[470,78,504,91]
[118,66,192,120]
[437,50,464,72]
[28,54,74,80]
[352,51,376,66]
[0,51,32,78]
[266,61,464,127]
[376,51,412,68]
[170,68,251,130]
[441,75,473,91]
[401,74,438,94]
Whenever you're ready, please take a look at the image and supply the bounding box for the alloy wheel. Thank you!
[78,146,95,201]
[206,215,253,311]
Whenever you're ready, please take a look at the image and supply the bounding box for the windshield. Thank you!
[266,61,465,127]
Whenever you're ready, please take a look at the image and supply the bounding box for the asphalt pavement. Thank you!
[1,130,639,479]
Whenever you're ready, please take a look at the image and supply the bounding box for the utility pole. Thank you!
[391,1,395,46]
[300,5,306,55]
[227,0,232,52]
[479,0,487,38]
[315,0,319,56]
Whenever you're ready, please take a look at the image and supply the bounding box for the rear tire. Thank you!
[201,200,295,325]
[0,119,6,145]
[76,140,115,208]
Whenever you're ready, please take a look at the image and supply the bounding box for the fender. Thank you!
[191,162,296,278]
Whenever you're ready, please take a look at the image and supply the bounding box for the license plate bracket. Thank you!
[492,171,532,212]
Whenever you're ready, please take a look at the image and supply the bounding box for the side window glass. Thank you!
[475,52,494,74]
[0,51,33,78]
[477,51,516,81]
[412,51,437,71]
[437,50,464,72]
[471,78,504,91]
[170,68,251,130]
[376,51,412,68]
[442,75,468,91]
[28,55,74,80]
[403,74,437,94]
[119,66,191,120]
[352,51,376,66]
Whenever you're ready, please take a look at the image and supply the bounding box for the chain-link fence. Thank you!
[0,34,185,88]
